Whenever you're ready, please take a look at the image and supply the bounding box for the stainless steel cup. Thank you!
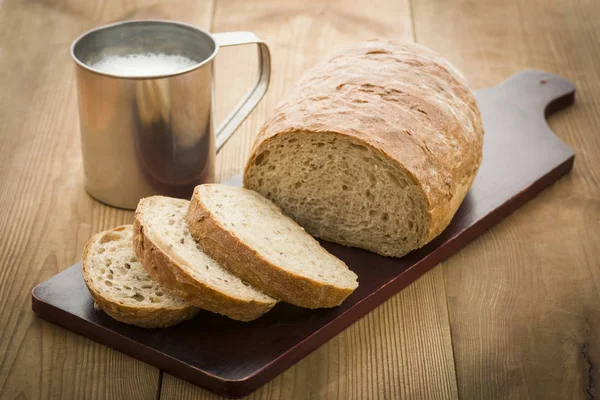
[71,20,270,209]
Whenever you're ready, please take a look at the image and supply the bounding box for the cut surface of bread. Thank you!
[245,132,429,257]
[244,40,483,257]
[134,196,276,321]
[186,184,359,308]
[82,225,199,328]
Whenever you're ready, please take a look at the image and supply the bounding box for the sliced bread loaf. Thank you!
[244,40,484,257]
[186,184,359,308]
[133,196,277,321]
[82,225,199,328]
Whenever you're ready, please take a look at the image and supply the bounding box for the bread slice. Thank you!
[133,196,277,321]
[186,184,359,308]
[82,225,199,328]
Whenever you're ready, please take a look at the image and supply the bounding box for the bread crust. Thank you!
[186,185,357,308]
[81,225,199,328]
[133,202,276,321]
[244,40,484,254]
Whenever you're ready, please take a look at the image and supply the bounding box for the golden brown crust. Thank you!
[132,211,276,321]
[81,226,199,328]
[244,40,483,251]
[186,186,355,308]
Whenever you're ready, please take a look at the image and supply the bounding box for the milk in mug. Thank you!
[92,53,198,77]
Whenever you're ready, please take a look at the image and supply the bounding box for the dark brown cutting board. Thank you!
[32,70,575,398]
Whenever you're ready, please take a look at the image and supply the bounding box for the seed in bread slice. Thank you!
[82,225,199,328]
[186,184,359,308]
[133,196,277,321]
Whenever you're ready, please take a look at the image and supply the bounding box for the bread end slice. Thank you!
[82,225,199,328]
[186,184,358,308]
[134,196,277,321]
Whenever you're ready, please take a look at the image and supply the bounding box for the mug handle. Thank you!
[212,32,271,152]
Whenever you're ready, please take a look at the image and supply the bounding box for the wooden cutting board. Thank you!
[32,70,575,398]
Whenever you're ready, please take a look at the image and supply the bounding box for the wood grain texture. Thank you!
[161,0,458,398]
[3,0,598,399]
[0,1,214,399]
[160,268,458,400]
[413,0,600,399]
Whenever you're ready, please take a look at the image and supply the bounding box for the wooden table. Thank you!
[1,0,598,399]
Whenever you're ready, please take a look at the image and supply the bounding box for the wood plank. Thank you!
[0,1,214,399]
[161,0,458,398]
[412,0,600,398]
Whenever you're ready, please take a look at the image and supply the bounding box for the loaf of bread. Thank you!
[244,40,484,257]
[133,196,277,321]
[82,225,199,328]
[186,184,358,308]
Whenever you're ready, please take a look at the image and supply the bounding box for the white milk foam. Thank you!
[92,53,198,77]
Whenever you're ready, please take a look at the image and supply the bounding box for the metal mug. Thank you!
[71,20,270,209]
